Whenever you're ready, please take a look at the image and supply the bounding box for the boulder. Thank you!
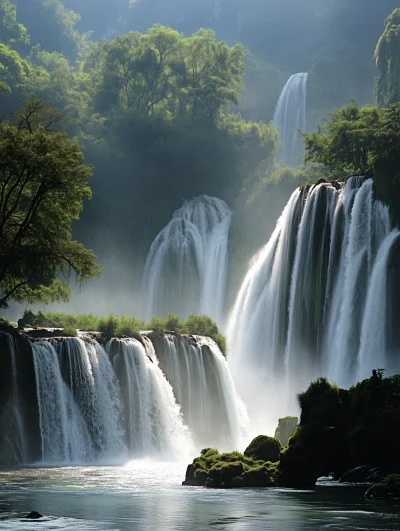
[339,465,385,484]
[25,511,43,519]
[244,435,281,463]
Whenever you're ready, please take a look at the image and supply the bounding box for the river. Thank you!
[0,462,399,530]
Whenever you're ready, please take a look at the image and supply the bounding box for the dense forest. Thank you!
[1,0,400,315]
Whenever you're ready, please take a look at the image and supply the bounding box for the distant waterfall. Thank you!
[273,73,308,166]
[109,337,194,460]
[142,196,232,324]
[228,177,400,433]
[150,334,248,451]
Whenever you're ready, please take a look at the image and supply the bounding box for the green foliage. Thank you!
[0,0,28,45]
[97,314,119,337]
[62,325,77,336]
[92,26,245,120]
[303,102,400,224]
[0,99,101,309]
[375,8,400,107]
[244,435,281,463]
[22,310,98,330]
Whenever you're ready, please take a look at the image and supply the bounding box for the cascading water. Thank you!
[32,338,126,464]
[1,329,244,465]
[142,196,232,324]
[273,73,308,166]
[108,336,194,460]
[228,177,400,433]
[150,334,248,451]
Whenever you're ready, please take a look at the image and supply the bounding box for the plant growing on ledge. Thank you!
[0,98,101,308]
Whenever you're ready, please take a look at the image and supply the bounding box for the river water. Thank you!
[0,463,399,530]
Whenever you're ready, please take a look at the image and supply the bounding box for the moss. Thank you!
[244,435,281,463]
[183,446,278,488]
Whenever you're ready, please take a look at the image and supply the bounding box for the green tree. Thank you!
[303,101,400,223]
[375,8,400,107]
[0,98,101,308]
[0,0,28,45]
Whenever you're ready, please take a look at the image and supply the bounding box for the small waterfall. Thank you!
[108,337,194,460]
[142,195,232,324]
[150,334,248,451]
[273,73,308,166]
[228,177,399,432]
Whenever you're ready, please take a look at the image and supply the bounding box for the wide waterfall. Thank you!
[273,73,308,166]
[142,196,232,324]
[150,334,248,451]
[228,177,400,433]
[0,331,244,465]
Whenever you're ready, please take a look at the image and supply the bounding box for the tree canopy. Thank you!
[303,101,400,223]
[0,98,100,308]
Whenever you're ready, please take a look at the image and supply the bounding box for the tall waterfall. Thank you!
[273,73,308,166]
[108,337,194,460]
[142,196,232,324]
[150,334,248,451]
[228,177,400,433]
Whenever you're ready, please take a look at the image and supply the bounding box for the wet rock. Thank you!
[339,465,385,484]
[26,511,43,519]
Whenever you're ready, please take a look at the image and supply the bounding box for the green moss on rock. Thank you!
[244,435,281,463]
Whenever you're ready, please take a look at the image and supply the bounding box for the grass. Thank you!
[19,311,227,353]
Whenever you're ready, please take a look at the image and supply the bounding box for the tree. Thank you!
[0,98,101,308]
[375,8,400,107]
[303,101,400,224]
[0,0,28,45]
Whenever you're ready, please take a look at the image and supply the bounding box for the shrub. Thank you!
[62,326,77,337]
[98,314,119,337]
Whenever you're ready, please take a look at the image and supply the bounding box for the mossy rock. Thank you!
[244,435,281,463]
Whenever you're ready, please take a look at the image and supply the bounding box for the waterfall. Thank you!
[228,177,399,433]
[1,331,245,464]
[150,334,248,451]
[142,195,232,324]
[108,337,194,460]
[32,338,126,464]
[273,73,308,166]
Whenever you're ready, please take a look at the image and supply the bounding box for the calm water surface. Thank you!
[0,461,399,530]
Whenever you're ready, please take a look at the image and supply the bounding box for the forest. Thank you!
[1,0,400,315]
